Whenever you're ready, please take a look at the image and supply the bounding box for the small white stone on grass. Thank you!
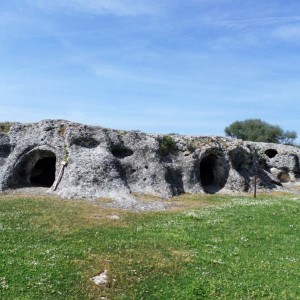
[107,214,120,220]
[91,269,108,285]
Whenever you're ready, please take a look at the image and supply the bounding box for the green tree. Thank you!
[159,135,178,156]
[224,119,297,145]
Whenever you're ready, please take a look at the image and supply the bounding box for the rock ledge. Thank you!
[1,120,299,204]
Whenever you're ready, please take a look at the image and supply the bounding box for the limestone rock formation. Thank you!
[0,120,299,203]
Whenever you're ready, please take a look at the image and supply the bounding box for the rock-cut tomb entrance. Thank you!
[200,152,228,194]
[11,149,56,188]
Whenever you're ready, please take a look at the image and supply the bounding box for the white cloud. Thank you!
[273,25,300,41]
[32,0,160,16]
[192,15,300,29]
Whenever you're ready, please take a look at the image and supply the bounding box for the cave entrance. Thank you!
[200,153,228,194]
[265,149,278,158]
[278,171,290,183]
[200,156,215,186]
[30,156,56,187]
[9,149,57,188]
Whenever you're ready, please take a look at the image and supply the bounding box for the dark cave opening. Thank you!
[265,149,278,158]
[111,146,134,159]
[200,156,215,187]
[8,149,57,188]
[200,153,228,194]
[30,156,56,187]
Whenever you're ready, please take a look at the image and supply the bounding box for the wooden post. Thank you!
[253,175,257,198]
[253,153,258,199]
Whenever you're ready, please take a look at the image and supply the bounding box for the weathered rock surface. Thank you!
[0,120,299,205]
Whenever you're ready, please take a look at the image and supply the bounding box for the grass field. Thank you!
[0,193,300,299]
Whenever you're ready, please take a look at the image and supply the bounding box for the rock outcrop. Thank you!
[0,120,299,202]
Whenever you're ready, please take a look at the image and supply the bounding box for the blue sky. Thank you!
[0,0,299,139]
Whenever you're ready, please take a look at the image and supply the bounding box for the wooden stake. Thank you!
[253,175,257,198]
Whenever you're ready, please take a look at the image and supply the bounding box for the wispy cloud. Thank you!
[273,25,300,41]
[32,0,160,16]
[211,16,300,28]
[183,12,300,30]
[1,0,299,140]
[193,15,300,49]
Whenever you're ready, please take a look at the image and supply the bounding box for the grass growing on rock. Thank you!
[1,193,300,299]
[0,122,11,134]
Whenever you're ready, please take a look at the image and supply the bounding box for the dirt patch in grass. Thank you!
[131,192,222,212]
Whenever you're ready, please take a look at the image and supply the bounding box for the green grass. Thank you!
[1,193,300,299]
[0,122,11,134]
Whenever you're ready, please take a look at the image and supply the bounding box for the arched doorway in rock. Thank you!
[200,152,228,194]
[10,149,56,188]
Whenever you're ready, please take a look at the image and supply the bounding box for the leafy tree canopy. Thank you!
[224,119,297,145]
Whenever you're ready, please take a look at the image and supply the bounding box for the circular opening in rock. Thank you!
[265,149,278,158]
[200,153,228,194]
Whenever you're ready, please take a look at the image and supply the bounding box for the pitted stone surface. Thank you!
[0,120,299,205]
